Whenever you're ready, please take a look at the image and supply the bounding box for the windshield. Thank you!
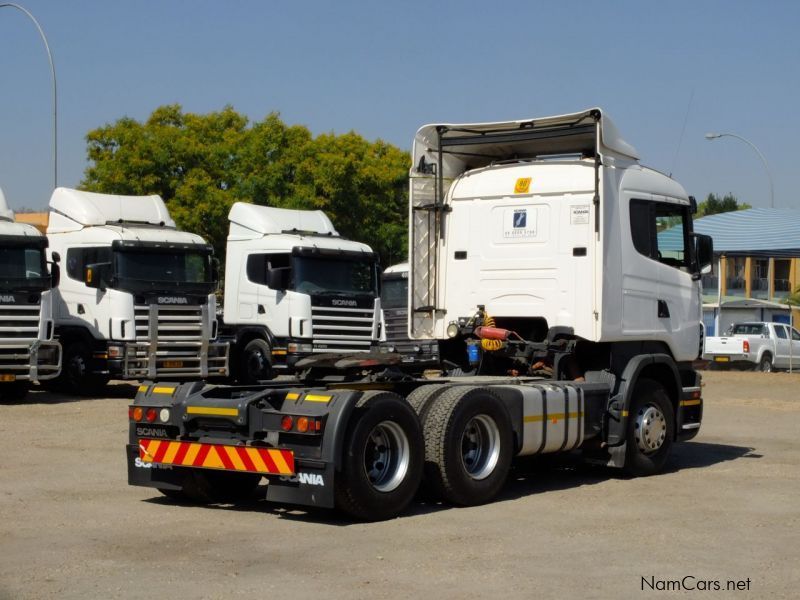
[0,246,49,291]
[292,256,377,296]
[114,249,213,292]
[381,277,407,309]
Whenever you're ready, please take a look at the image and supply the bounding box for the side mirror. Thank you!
[84,262,111,290]
[50,262,60,288]
[693,233,714,275]
[266,268,288,291]
[51,251,61,264]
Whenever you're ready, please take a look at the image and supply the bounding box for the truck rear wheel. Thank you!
[406,384,449,422]
[624,378,675,476]
[422,386,513,506]
[758,354,773,373]
[238,338,273,384]
[335,391,424,521]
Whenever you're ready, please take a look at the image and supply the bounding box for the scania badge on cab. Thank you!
[47,188,228,393]
[127,108,712,521]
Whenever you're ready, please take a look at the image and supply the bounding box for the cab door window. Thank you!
[630,199,689,270]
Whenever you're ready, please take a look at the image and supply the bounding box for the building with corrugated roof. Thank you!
[694,208,800,335]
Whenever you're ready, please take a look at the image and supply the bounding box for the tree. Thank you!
[81,105,410,266]
[697,193,751,217]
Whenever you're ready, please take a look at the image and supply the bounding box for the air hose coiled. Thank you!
[480,313,503,352]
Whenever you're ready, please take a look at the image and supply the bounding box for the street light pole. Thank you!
[0,2,57,190]
[705,132,774,209]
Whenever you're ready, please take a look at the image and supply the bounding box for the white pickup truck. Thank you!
[704,322,800,372]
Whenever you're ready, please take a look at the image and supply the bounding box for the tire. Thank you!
[335,390,424,521]
[423,386,514,506]
[0,381,31,403]
[405,384,449,423]
[238,338,273,384]
[758,354,773,373]
[60,341,109,395]
[161,468,261,504]
[624,378,675,476]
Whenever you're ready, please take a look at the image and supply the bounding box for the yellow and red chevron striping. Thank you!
[138,439,294,475]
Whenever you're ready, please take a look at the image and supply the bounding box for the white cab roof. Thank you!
[413,108,639,182]
[48,188,176,228]
[228,202,338,236]
[0,187,13,222]
[384,262,409,275]
[0,187,43,238]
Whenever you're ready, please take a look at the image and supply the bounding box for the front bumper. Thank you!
[119,340,229,379]
[677,385,703,441]
[0,340,61,382]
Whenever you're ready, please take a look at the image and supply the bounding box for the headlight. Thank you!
[287,343,313,353]
[108,344,125,359]
[446,322,460,338]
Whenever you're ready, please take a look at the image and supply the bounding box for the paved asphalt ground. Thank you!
[1,371,798,599]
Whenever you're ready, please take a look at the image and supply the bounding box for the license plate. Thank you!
[164,360,184,368]
[714,356,730,362]
[0,374,16,382]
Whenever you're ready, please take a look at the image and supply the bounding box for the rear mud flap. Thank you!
[266,462,336,509]
[126,443,184,491]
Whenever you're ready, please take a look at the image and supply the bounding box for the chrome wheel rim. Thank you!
[363,421,410,493]
[634,404,667,454]
[460,414,501,480]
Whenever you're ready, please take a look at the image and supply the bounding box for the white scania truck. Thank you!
[380,262,440,370]
[220,202,382,382]
[47,188,228,393]
[127,109,713,521]
[0,188,60,400]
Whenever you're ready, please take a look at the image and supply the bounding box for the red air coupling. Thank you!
[474,326,512,340]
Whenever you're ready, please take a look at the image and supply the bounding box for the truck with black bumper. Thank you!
[127,108,712,521]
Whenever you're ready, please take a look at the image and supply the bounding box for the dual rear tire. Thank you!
[335,386,515,520]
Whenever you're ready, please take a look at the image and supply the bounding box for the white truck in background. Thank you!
[379,262,439,370]
[0,188,61,400]
[220,202,382,382]
[46,188,228,393]
[703,321,800,372]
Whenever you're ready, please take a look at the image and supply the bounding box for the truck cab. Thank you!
[222,202,382,382]
[47,188,228,393]
[409,108,713,376]
[379,262,439,370]
[0,188,61,400]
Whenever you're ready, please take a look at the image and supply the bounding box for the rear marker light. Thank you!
[145,408,157,423]
[281,416,294,431]
[296,417,309,433]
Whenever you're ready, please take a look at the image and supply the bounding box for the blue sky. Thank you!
[0,0,797,210]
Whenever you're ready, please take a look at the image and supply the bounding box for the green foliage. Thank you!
[81,105,410,266]
[787,286,800,307]
[697,193,751,217]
